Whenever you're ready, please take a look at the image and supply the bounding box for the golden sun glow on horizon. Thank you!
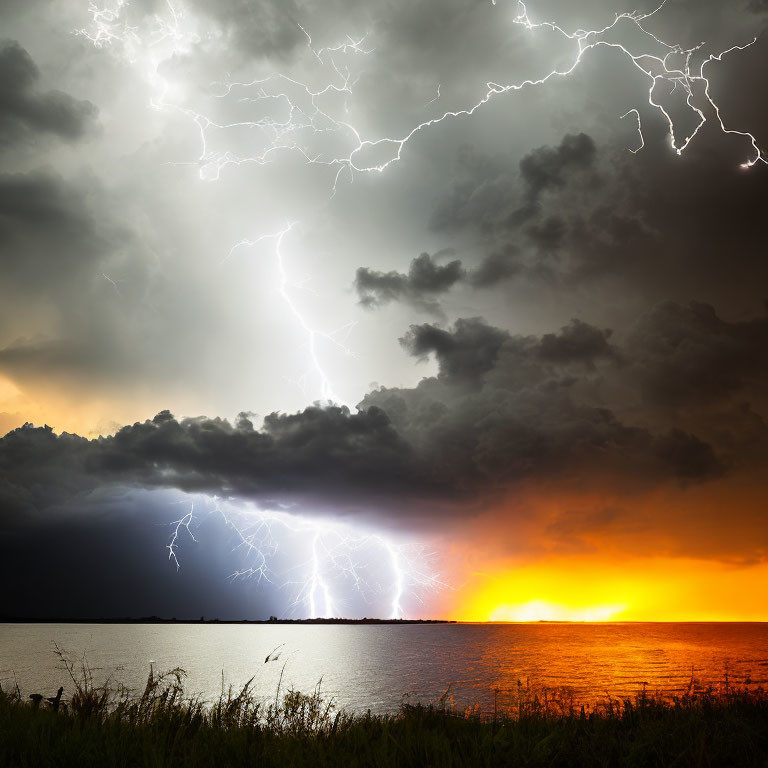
[489,601,626,623]
[448,556,768,623]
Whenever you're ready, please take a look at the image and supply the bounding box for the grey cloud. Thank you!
[509,132,597,225]
[0,171,146,390]
[0,40,96,147]
[430,143,517,233]
[355,251,465,315]
[400,317,508,384]
[367,316,725,492]
[354,245,527,309]
[350,133,600,301]
[430,133,596,235]
[467,245,523,287]
[427,125,768,305]
[627,300,768,410]
[538,320,617,367]
[0,171,102,283]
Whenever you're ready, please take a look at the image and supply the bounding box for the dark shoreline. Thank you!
[2,617,766,625]
[0,616,455,625]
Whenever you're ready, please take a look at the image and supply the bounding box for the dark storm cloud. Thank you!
[626,300,768,409]
[467,244,524,287]
[354,134,599,305]
[441,130,603,283]
[400,317,508,383]
[355,251,465,315]
[0,40,96,147]
[510,132,597,225]
[0,406,420,519]
[538,320,617,367]
[0,171,102,284]
[7,302,762,524]
[430,133,597,234]
[423,124,768,305]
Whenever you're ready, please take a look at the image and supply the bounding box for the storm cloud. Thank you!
[8,301,767,529]
[355,251,465,315]
[0,40,96,147]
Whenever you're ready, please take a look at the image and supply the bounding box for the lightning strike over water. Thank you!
[169,497,447,619]
[77,0,766,617]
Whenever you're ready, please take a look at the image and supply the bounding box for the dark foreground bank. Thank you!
[1,662,767,768]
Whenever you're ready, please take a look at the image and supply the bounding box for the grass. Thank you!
[1,653,767,767]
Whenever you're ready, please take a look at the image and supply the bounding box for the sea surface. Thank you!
[1,622,767,714]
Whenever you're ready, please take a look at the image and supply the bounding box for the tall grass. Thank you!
[1,652,767,767]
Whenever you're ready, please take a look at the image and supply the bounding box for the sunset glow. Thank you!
[449,558,768,623]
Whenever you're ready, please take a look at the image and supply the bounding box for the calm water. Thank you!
[1,623,767,714]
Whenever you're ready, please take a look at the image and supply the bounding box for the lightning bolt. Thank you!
[170,496,447,619]
[224,223,356,405]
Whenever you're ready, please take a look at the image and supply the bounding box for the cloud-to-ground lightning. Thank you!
[169,496,447,619]
[80,0,766,616]
[224,223,356,405]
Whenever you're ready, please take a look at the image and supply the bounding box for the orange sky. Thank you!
[445,556,768,622]
[430,480,768,622]
[0,374,205,438]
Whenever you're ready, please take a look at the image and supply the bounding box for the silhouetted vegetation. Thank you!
[1,653,767,767]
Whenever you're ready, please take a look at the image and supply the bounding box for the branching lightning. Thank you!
[169,496,447,619]
[77,0,768,193]
[167,503,196,570]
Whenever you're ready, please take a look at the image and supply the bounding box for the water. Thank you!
[1,622,767,714]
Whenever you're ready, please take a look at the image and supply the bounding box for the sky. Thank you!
[1,0,768,621]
